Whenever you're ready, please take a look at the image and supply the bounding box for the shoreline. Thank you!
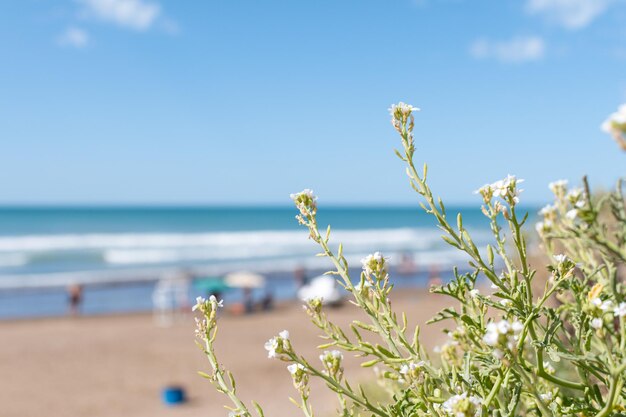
[0,266,458,320]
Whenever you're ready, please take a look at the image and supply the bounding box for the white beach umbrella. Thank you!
[224,271,266,288]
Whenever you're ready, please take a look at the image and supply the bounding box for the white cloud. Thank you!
[57,27,90,48]
[469,36,546,63]
[526,0,613,29]
[80,0,161,31]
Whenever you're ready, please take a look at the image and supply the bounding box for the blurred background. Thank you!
[0,1,624,416]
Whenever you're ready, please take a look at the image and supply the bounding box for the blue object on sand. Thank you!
[162,386,186,405]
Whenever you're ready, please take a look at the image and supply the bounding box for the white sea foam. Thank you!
[0,228,444,253]
[0,253,28,267]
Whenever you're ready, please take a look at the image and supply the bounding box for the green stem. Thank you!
[294,355,388,417]
[596,374,621,417]
[203,336,253,416]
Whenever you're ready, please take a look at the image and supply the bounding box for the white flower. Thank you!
[265,330,290,359]
[474,184,492,195]
[388,102,420,118]
[540,391,554,402]
[287,363,308,390]
[290,189,316,202]
[319,350,343,377]
[496,320,511,334]
[511,320,524,333]
[290,189,318,217]
[319,349,343,363]
[535,220,553,235]
[500,299,511,307]
[360,252,388,276]
[192,296,206,311]
[485,175,524,205]
[566,209,578,220]
[614,302,626,317]
[567,187,584,202]
[474,184,493,202]
[399,361,425,375]
[553,254,568,264]
[264,338,279,358]
[601,104,626,134]
[287,363,306,375]
[539,204,557,216]
[209,295,224,308]
[600,300,613,312]
[591,318,603,329]
[483,323,500,346]
[441,392,481,417]
[483,319,524,352]
[549,179,568,194]
[469,289,480,298]
[591,297,602,307]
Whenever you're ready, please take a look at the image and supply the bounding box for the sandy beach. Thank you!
[1,288,450,417]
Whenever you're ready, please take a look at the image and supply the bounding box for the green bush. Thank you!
[194,102,626,417]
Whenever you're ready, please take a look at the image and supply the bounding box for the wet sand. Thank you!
[1,288,450,417]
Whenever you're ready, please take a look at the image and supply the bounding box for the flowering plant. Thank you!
[194,102,626,417]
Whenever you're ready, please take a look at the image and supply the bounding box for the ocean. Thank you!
[0,206,537,318]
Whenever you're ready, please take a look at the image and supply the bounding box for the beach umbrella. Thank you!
[224,271,266,289]
[193,277,230,293]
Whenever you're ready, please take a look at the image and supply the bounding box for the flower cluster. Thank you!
[601,103,626,150]
[564,187,586,221]
[389,102,419,131]
[550,254,576,281]
[193,295,224,338]
[265,330,291,359]
[302,297,323,316]
[389,102,419,156]
[192,294,224,313]
[483,319,524,359]
[319,350,343,379]
[476,175,524,207]
[360,252,388,278]
[287,363,309,391]
[398,361,426,384]
[536,203,558,235]
[290,189,318,223]
[434,330,461,362]
[548,179,568,198]
[537,180,590,237]
[441,392,482,417]
[586,284,613,329]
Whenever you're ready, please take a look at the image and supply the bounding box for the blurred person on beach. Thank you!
[293,266,309,291]
[260,288,274,311]
[428,264,442,287]
[397,252,418,275]
[243,287,254,314]
[67,284,83,316]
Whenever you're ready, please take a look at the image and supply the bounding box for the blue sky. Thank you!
[0,0,624,206]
